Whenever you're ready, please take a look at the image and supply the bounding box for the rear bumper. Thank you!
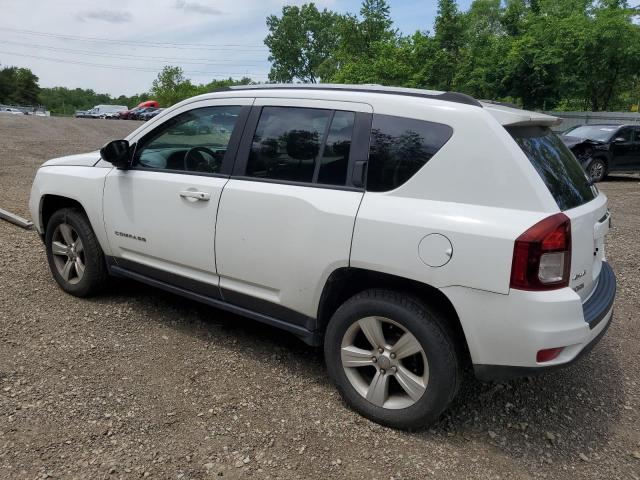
[441,262,616,381]
[474,307,613,381]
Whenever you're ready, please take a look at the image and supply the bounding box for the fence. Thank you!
[0,103,50,116]
[544,111,640,132]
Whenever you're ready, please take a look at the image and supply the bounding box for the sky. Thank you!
[0,0,474,96]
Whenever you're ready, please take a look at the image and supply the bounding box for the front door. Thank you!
[609,126,635,171]
[631,126,640,169]
[215,99,372,327]
[103,99,252,297]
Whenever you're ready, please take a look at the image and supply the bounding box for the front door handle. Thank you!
[179,190,210,201]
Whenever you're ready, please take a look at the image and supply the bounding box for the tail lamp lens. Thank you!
[536,347,564,363]
[510,213,571,291]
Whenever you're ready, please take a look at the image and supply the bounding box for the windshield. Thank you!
[564,125,618,142]
[508,126,597,211]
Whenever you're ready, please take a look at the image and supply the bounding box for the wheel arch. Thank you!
[589,153,610,170]
[316,267,471,366]
[40,195,89,237]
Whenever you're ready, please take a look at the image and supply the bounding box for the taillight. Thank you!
[536,347,564,363]
[510,213,571,291]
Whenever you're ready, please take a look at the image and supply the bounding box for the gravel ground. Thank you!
[0,115,638,480]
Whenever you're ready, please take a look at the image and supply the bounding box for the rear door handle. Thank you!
[179,190,210,201]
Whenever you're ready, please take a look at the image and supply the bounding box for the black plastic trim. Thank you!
[347,111,373,189]
[474,308,613,382]
[114,257,222,300]
[582,262,616,330]
[105,257,320,345]
[220,288,315,331]
[232,105,262,176]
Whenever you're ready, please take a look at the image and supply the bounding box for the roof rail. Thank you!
[227,83,482,107]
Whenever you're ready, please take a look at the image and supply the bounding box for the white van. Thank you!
[87,105,128,118]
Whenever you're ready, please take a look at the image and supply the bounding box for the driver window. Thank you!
[134,105,242,174]
[616,127,633,142]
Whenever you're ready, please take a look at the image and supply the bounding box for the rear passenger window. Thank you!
[367,114,453,192]
[247,107,332,183]
[246,107,356,186]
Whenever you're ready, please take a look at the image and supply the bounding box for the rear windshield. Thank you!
[507,126,597,211]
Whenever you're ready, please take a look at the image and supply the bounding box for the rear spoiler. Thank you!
[481,102,562,127]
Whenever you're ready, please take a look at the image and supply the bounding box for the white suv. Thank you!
[29,85,616,429]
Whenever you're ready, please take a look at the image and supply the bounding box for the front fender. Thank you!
[30,165,112,256]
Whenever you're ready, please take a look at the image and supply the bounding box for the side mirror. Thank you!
[613,137,626,143]
[100,139,131,169]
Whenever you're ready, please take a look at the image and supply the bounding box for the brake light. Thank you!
[510,213,571,291]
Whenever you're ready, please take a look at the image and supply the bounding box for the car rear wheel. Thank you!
[45,208,108,297]
[588,158,607,182]
[324,289,461,430]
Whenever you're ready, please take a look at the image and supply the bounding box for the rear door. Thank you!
[215,99,372,326]
[507,126,607,301]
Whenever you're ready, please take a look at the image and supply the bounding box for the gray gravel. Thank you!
[1,115,639,479]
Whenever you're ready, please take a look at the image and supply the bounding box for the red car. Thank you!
[119,100,160,120]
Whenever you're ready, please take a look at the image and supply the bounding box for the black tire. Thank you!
[45,208,108,297]
[587,158,607,183]
[324,289,461,430]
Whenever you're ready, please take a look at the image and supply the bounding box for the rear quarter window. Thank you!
[507,126,597,211]
[367,114,453,192]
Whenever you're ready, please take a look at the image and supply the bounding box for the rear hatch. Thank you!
[507,125,608,301]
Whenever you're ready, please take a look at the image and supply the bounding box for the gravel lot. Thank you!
[0,115,638,479]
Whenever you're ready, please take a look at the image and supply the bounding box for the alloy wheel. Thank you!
[51,223,85,285]
[589,161,604,181]
[340,316,429,409]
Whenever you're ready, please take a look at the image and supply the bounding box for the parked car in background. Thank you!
[119,101,160,120]
[139,107,164,121]
[129,107,157,121]
[29,84,615,429]
[0,107,25,115]
[75,105,127,119]
[560,124,640,182]
[119,107,144,120]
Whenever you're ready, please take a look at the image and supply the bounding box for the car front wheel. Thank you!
[588,158,607,182]
[324,289,461,430]
[45,208,108,297]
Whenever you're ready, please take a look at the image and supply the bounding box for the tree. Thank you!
[150,66,198,106]
[264,4,342,83]
[0,65,40,105]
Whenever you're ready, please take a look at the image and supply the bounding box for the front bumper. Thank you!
[441,262,616,381]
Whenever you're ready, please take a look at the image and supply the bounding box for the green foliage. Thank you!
[36,67,253,115]
[265,3,342,83]
[265,0,640,110]
[37,87,149,116]
[150,66,197,106]
[0,66,40,105]
[151,66,253,105]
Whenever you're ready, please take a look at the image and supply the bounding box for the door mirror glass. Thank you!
[100,139,131,168]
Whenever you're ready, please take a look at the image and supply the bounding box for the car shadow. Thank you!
[601,174,640,182]
[418,345,624,461]
[91,279,624,464]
